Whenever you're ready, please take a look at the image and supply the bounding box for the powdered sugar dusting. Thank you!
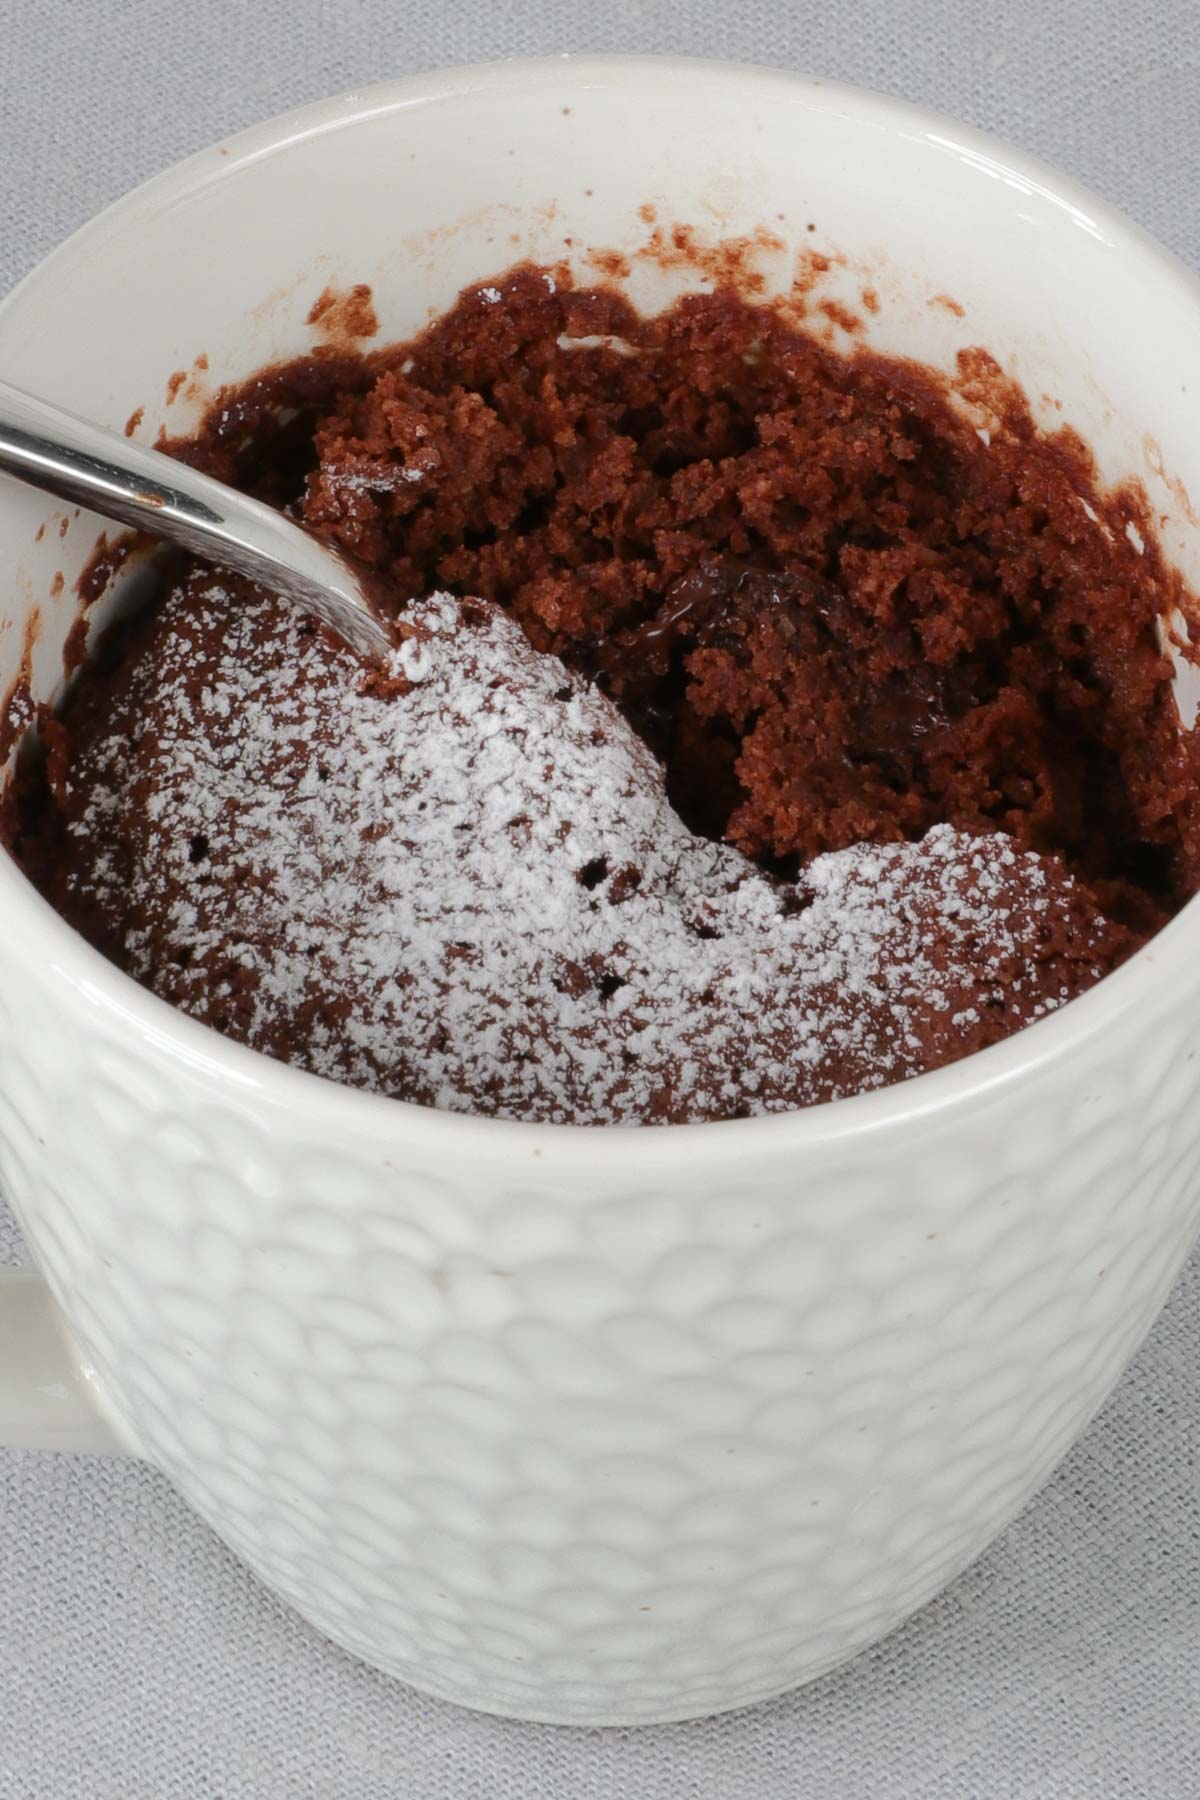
[60,576,1116,1124]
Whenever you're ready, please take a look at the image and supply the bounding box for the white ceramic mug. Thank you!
[3,58,1200,1727]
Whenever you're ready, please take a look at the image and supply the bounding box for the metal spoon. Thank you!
[0,377,392,662]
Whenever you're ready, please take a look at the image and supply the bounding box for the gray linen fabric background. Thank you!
[2,2,1199,1794]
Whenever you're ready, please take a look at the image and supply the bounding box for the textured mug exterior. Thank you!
[2,61,1200,1725]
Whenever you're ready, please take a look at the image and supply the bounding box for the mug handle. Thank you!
[0,1269,127,1452]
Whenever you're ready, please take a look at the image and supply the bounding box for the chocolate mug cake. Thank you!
[8,264,1199,1123]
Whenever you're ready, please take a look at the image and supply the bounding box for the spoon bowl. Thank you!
[0,376,392,662]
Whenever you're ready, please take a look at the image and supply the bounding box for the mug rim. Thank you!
[2,51,1198,1162]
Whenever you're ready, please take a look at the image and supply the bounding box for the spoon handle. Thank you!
[0,377,390,661]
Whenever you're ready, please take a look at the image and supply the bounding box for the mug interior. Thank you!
[1,58,1199,987]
